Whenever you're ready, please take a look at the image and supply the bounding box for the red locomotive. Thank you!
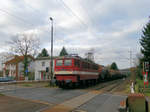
[54,55,123,88]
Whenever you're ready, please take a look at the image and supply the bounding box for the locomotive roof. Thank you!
[56,55,80,58]
[56,55,98,65]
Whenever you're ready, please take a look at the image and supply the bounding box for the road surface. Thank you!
[0,79,127,112]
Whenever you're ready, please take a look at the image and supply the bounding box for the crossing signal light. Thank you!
[145,62,149,71]
[46,67,49,72]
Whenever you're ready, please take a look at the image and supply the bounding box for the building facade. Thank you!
[3,55,34,80]
[34,57,55,80]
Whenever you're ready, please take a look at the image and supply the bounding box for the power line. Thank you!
[0,9,34,27]
[17,1,69,42]
[0,1,98,46]
[57,0,98,37]
[0,2,67,47]
[57,0,88,28]
[20,3,54,35]
[0,8,51,39]
[10,0,97,38]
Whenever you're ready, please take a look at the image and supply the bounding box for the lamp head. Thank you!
[50,17,53,21]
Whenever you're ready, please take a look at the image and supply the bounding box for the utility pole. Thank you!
[129,48,135,92]
[50,17,53,83]
[129,49,132,69]
[85,49,94,62]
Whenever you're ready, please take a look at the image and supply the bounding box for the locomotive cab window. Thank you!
[56,60,63,66]
[64,59,72,66]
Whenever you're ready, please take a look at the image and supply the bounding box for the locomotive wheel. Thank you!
[59,84,64,88]
[72,82,76,88]
[91,79,94,85]
[80,80,86,88]
[58,81,65,88]
[85,80,90,87]
[93,79,96,85]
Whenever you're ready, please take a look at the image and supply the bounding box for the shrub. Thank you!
[28,72,34,80]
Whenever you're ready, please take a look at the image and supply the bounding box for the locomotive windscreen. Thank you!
[64,59,72,66]
[56,60,63,66]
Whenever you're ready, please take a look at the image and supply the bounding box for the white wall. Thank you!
[34,59,50,80]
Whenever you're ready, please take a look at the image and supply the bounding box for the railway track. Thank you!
[101,80,123,93]
[83,79,124,93]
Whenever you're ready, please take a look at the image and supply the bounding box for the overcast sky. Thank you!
[0,0,150,69]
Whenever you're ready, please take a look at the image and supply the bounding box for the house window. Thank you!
[42,62,45,67]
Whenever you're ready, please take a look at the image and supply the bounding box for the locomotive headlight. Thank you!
[69,71,73,74]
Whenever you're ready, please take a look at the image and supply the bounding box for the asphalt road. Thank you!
[1,86,86,105]
[0,95,48,112]
[74,93,126,112]
[0,83,127,112]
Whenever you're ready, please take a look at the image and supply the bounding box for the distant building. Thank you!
[3,55,34,80]
[120,68,131,75]
[34,57,56,80]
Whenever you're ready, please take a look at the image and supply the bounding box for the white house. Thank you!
[3,55,34,80]
[34,57,56,80]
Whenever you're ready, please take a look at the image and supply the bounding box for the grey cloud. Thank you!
[0,0,149,68]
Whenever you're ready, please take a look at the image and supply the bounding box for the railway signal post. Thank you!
[143,62,149,88]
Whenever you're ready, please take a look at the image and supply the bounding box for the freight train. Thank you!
[54,55,124,88]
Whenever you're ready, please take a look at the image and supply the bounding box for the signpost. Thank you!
[25,69,28,75]
[25,69,28,81]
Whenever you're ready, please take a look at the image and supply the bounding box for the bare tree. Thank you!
[9,33,40,56]
[7,33,40,77]
[0,52,14,63]
[0,52,14,71]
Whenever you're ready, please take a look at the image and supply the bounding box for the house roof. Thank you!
[5,55,34,65]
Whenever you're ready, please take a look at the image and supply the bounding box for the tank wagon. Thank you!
[54,55,124,88]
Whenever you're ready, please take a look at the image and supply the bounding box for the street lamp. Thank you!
[50,17,53,84]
